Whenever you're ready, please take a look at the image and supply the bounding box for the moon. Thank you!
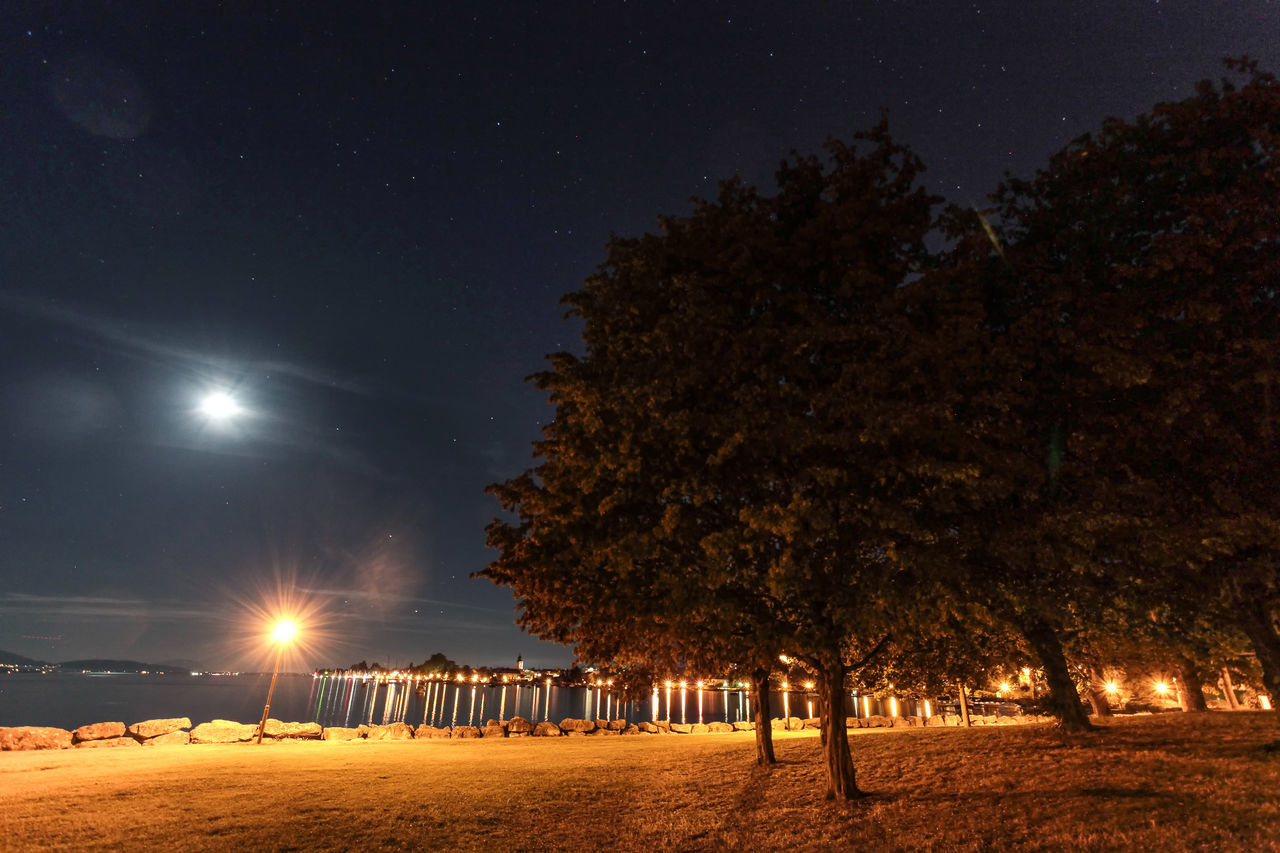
[198,391,242,421]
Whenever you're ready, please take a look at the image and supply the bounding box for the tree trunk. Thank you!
[1177,661,1208,712]
[817,663,864,800]
[1021,616,1093,731]
[1221,668,1241,710]
[957,681,972,727]
[751,667,776,765]
[1238,599,1280,717]
[1085,665,1111,718]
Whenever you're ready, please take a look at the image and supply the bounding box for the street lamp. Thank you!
[255,619,297,744]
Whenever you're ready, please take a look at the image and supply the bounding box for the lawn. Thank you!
[2,713,1277,851]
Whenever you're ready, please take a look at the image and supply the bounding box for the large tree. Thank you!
[970,58,1280,720]
[483,122,955,800]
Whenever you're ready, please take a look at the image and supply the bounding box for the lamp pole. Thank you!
[256,620,296,744]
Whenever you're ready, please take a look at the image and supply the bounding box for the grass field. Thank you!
[3,713,1278,851]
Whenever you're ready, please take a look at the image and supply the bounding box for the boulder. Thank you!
[322,727,361,741]
[558,718,595,733]
[189,720,258,744]
[844,717,860,729]
[452,726,482,739]
[595,719,609,730]
[1,727,73,751]
[770,718,786,730]
[926,715,945,727]
[639,721,660,734]
[622,724,640,735]
[415,725,452,739]
[506,716,534,734]
[707,722,734,733]
[891,716,910,727]
[607,719,627,731]
[73,722,126,742]
[143,730,191,746]
[787,717,805,731]
[863,715,890,728]
[732,721,753,732]
[356,725,372,738]
[262,719,323,739]
[653,720,672,733]
[802,717,821,730]
[565,731,586,737]
[127,718,191,740]
[366,722,414,741]
[907,716,924,727]
[690,724,710,734]
[75,736,140,749]
[599,728,620,736]
[482,723,507,739]
[532,722,562,737]
[670,723,693,734]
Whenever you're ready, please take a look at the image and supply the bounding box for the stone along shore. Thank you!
[0,711,1051,750]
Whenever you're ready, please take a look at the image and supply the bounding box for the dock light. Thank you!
[1154,681,1170,696]
[1105,681,1119,694]
[665,680,673,689]
[804,681,814,690]
[255,619,298,744]
[999,682,1012,694]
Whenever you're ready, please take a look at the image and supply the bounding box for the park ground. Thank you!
[2,713,1278,851]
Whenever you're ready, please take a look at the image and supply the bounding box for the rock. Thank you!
[864,715,891,728]
[926,715,945,727]
[322,727,361,741]
[482,723,507,738]
[599,728,620,736]
[907,716,924,727]
[415,725,452,739]
[690,723,709,734]
[532,722,562,737]
[891,716,909,727]
[670,723,693,734]
[127,718,191,740]
[558,718,595,733]
[707,722,734,733]
[75,736,140,749]
[366,722,414,741]
[639,722,660,733]
[595,719,609,730]
[622,724,640,735]
[189,720,258,744]
[844,717,860,729]
[506,716,534,734]
[356,724,371,738]
[607,719,626,731]
[787,717,805,731]
[143,730,191,746]
[732,721,753,732]
[802,717,821,730]
[1,727,73,751]
[262,719,323,739]
[73,722,126,742]
[452,726,482,738]
[653,720,671,733]
[565,731,586,737]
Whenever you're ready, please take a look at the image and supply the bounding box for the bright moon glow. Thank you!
[271,620,297,644]
[198,391,242,420]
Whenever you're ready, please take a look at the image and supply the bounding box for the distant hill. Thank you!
[0,649,50,667]
[57,659,189,674]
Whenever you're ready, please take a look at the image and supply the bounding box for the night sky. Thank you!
[2,2,1277,672]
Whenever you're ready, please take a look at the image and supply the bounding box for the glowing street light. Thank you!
[255,619,297,744]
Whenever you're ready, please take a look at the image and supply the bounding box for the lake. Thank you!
[0,672,916,731]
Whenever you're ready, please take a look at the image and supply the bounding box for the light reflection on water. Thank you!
[308,674,920,729]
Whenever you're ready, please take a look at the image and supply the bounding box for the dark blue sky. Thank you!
[2,1,1277,671]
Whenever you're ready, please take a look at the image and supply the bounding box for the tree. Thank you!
[982,58,1280,718]
[483,121,951,800]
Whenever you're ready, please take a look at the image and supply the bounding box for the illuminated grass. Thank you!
[1,713,1277,851]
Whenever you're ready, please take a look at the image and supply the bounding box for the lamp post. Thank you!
[256,619,297,744]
